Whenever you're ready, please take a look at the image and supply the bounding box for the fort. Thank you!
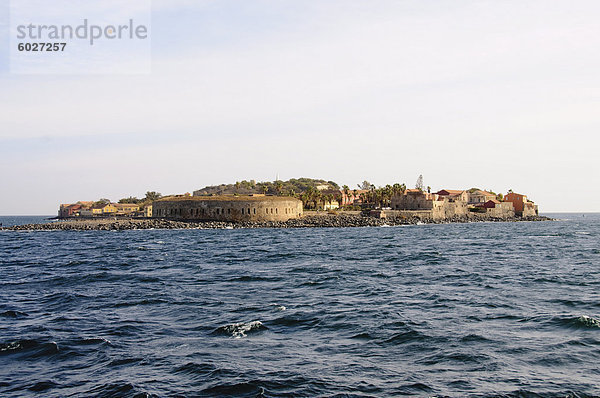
[151,195,303,222]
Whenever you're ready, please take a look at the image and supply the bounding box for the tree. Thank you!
[95,198,111,206]
[118,196,140,204]
[145,191,162,201]
[300,192,310,209]
[325,193,334,208]
[275,180,284,196]
[415,175,424,191]
[341,185,350,207]
[312,190,322,210]
[358,181,372,190]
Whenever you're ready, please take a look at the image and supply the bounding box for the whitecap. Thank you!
[214,320,266,338]
[577,315,600,328]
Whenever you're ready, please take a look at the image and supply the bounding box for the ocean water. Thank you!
[1,213,599,397]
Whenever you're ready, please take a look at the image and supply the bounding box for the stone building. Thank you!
[390,189,468,220]
[475,200,516,218]
[436,189,469,203]
[504,192,538,217]
[468,190,497,204]
[152,195,303,222]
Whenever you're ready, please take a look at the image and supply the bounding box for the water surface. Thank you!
[1,213,599,397]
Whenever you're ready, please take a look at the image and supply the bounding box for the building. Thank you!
[504,192,538,217]
[436,189,469,203]
[316,189,341,210]
[58,201,94,218]
[390,189,469,219]
[468,190,497,204]
[391,189,437,210]
[318,199,340,210]
[339,189,369,206]
[91,203,117,215]
[152,195,303,222]
[474,199,516,218]
[59,203,81,218]
[115,203,139,215]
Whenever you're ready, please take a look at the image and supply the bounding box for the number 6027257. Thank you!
[17,42,67,52]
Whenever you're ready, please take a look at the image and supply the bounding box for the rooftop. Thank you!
[157,195,301,203]
[436,189,466,196]
[473,190,496,196]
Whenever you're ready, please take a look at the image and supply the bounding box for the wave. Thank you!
[573,315,600,329]
[77,337,112,345]
[381,329,427,345]
[269,315,320,328]
[498,389,599,398]
[84,381,152,398]
[0,339,59,358]
[543,315,600,330]
[0,310,28,318]
[113,298,168,308]
[226,275,281,282]
[211,321,267,338]
[28,380,59,392]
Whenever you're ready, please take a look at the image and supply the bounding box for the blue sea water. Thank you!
[1,213,599,397]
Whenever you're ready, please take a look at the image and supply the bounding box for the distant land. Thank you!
[0,177,551,231]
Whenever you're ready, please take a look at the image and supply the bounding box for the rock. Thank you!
[0,214,554,232]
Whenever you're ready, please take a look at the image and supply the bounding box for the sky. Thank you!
[1,0,599,214]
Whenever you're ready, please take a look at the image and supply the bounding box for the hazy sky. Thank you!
[1,0,599,214]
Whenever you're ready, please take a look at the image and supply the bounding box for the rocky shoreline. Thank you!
[1,214,553,231]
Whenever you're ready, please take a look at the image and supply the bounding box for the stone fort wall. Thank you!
[152,196,303,222]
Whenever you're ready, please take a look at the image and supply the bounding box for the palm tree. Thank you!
[275,180,284,196]
[300,192,310,209]
[342,185,350,207]
[313,190,322,210]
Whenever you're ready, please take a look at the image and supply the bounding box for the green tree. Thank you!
[275,180,284,196]
[358,181,372,190]
[145,191,162,201]
[118,196,140,204]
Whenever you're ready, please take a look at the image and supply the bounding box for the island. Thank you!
[1,178,550,231]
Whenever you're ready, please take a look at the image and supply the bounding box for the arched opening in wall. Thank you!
[253,208,256,214]
[248,208,250,215]
[228,209,231,214]
[241,208,244,215]
[275,208,278,214]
